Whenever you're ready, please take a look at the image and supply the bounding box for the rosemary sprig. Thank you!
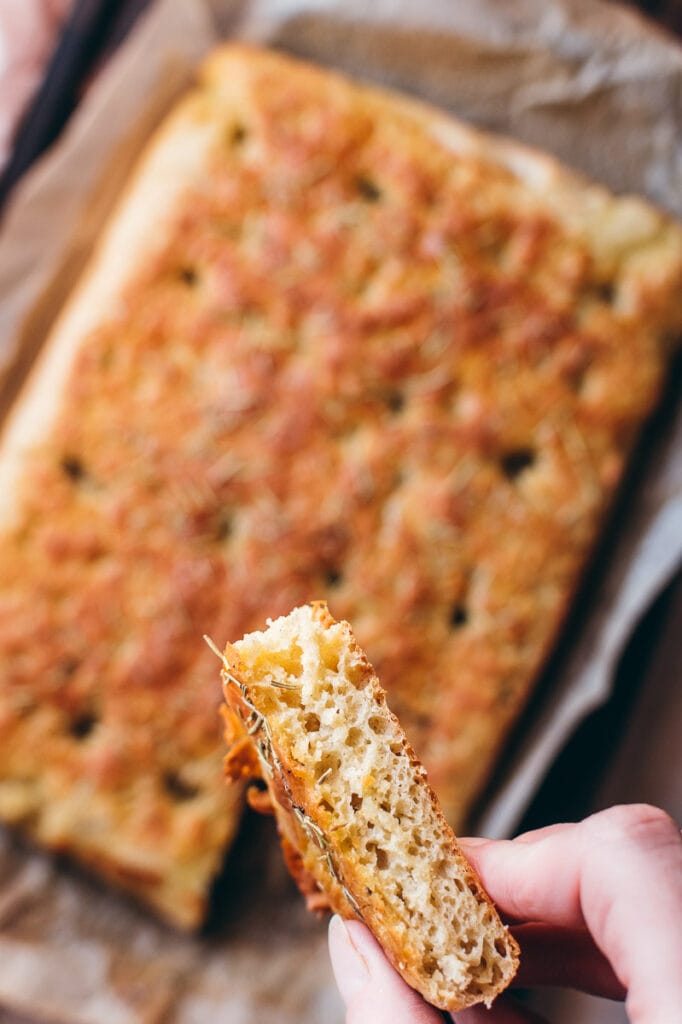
[203,634,224,660]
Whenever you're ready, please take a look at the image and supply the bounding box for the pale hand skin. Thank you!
[328,805,682,1024]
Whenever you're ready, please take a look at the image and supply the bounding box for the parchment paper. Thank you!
[0,0,680,1020]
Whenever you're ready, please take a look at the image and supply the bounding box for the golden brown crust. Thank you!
[280,833,332,913]
[221,603,520,1010]
[0,44,681,923]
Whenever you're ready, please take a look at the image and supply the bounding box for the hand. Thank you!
[328,804,682,1023]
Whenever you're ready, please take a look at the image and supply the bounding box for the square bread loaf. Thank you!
[220,602,520,1012]
[0,44,680,926]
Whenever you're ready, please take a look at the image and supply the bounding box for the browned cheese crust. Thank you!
[221,602,520,1011]
[1,45,681,923]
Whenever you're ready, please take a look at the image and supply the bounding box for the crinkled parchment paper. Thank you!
[0,0,680,1020]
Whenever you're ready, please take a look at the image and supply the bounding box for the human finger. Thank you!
[460,822,572,852]
[453,992,549,1023]
[511,923,625,999]
[329,915,443,1024]
[462,805,682,1023]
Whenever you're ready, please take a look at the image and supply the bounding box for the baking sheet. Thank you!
[0,0,680,1020]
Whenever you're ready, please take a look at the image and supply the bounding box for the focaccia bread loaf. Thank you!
[0,44,681,925]
[220,603,520,1012]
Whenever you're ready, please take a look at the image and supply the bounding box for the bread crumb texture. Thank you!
[0,45,680,924]
[223,603,519,1011]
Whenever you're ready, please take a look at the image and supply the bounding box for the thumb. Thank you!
[328,915,443,1024]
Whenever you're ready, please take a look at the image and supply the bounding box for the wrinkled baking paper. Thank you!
[0,0,680,1020]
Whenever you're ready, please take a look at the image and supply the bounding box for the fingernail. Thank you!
[328,914,370,1003]
[458,836,489,848]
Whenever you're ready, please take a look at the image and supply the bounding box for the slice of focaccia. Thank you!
[219,603,520,1012]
